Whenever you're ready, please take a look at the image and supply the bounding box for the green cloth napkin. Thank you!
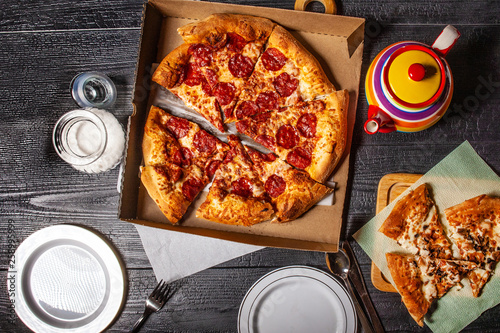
[353,141,500,333]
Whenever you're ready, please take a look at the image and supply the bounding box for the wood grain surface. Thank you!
[1,0,500,332]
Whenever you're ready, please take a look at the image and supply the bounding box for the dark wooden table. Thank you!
[1,0,499,332]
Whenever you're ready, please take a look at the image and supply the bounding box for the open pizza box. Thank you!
[119,0,365,252]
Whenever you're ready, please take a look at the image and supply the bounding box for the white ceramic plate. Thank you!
[238,266,357,333]
[7,224,126,332]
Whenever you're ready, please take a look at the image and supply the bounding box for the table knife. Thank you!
[342,240,385,333]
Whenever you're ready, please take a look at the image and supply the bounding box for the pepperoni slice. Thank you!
[155,165,182,183]
[256,135,276,150]
[252,112,272,123]
[181,147,193,166]
[231,177,253,198]
[182,177,204,201]
[223,148,236,164]
[261,48,287,71]
[287,147,312,169]
[244,147,261,162]
[229,54,254,78]
[276,124,300,149]
[188,43,212,67]
[166,116,191,139]
[262,152,277,162]
[206,160,221,178]
[246,147,277,163]
[256,91,279,112]
[183,63,204,87]
[235,101,259,119]
[171,149,183,166]
[193,130,217,153]
[227,32,247,52]
[213,82,236,106]
[235,120,248,134]
[265,175,286,198]
[204,68,218,88]
[274,72,299,97]
[296,113,317,138]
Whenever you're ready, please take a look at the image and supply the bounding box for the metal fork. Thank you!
[130,280,170,333]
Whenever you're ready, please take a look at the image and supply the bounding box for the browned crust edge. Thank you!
[379,183,432,240]
[152,43,191,89]
[178,13,276,45]
[386,253,429,327]
[274,171,333,222]
[140,166,190,224]
[267,24,336,94]
[309,89,349,183]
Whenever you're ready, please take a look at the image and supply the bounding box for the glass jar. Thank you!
[70,72,117,109]
[53,108,125,173]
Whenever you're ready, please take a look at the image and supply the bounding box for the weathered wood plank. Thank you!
[1,0,499,33]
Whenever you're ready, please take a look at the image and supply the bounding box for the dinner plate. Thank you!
[7,224,126,332]
[238,265,357,333]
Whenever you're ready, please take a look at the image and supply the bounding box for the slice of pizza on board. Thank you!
[379,183,454,259]
[386,253,478,327]
[445,194,500,297]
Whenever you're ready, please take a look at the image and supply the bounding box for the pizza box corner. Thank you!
[119,0,365,252]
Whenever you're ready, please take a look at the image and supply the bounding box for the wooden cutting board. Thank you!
[371,173,423,292]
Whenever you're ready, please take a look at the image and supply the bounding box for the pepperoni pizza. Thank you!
[145,14,349,225]
[141,106,229,223]
[152,14,348,181]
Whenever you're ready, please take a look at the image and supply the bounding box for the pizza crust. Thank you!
[178,13,276,46]
[196,188,274,226]
[267,25,336,97]
[309,89,348,182]
[273,170,333,222]
[152,43,191,89]
[379,184,433,240]
[140,165,191,224]
[386,253,430,327]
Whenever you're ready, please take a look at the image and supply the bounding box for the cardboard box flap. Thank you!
[149,0,365,40]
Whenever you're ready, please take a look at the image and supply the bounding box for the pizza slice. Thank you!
[445,194,500,297]
[140,164,207,224]
[177,14,276,122]
[196,135,274,226]
[152,43,225,132]
[386,253,478,327]
[230,25,336,122]
[245,146,333,222]
[143,106,229,177]
[141,106,229,224]
[379,183,453,259]
[235,90,348,182]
